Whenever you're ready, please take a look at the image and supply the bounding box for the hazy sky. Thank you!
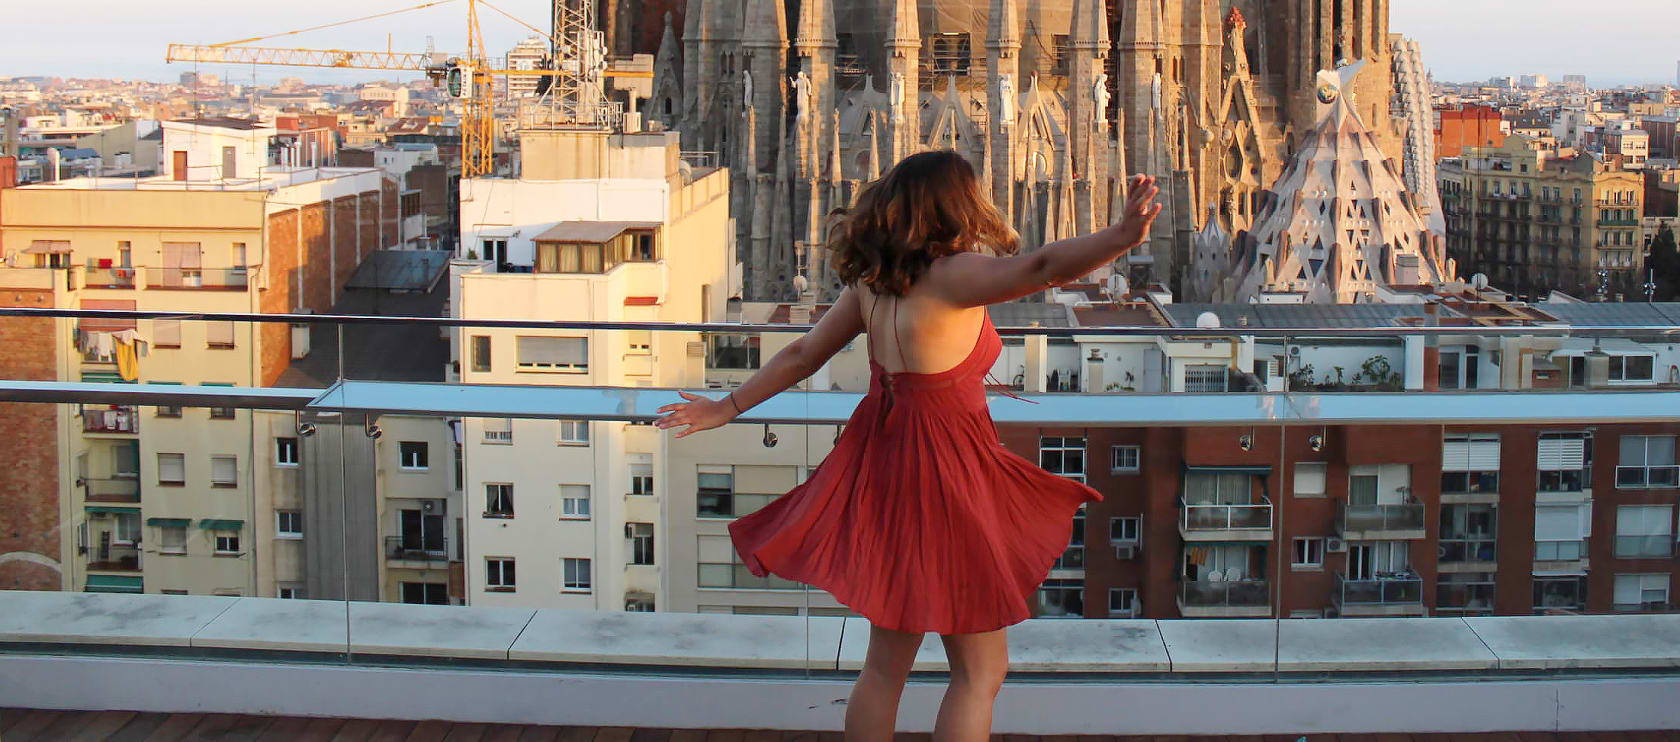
[3,0,1677,87]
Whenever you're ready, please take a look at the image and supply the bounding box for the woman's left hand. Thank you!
[655,390,738,438]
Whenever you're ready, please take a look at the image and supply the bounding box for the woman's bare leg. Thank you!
[845,623,924,740]
[932,629,1008,741]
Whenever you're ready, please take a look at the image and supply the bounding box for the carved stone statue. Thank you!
[742,69,754,104]
[793,70,812,121]
[889,72,906,123]
[998,73,1015,126]
[1093,72,1111,125]
[1152,72,1163,111]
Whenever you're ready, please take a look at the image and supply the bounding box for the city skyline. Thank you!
[0,0,1675,87]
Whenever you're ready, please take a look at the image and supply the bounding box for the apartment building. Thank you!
[1440,134,1645,301]
[1436,104,1506,159]
[455,126,731,611]
[0,117,393,596]
[999,412,1679,619]
[504,36,551,98]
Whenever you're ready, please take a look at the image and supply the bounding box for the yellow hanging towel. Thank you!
[114,337,139,382]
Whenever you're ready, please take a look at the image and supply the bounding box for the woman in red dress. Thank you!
[656,151,1161,739]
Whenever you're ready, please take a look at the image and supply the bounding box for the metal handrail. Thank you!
[2,307,1678,338]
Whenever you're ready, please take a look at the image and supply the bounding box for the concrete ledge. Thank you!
[3,654,1680,734]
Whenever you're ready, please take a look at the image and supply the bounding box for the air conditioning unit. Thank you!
[421,499,441,514]
[1325,536,1347,553]
[1114,544,1138,560]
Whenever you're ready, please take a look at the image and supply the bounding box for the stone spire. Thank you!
[795,0,835,51]
[649,12,683,130]
[1067,0,1111,234]
[682,0,711,140]
[986,0,1021,218]
[793,0,837,183]
[884,0,920,162]
[741,0,787,171]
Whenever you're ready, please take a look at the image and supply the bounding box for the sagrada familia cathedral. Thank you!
[644,0,1432,303]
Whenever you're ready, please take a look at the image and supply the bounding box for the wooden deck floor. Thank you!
[2,710,1677,742]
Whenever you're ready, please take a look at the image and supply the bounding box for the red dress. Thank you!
[729,311,1103,634]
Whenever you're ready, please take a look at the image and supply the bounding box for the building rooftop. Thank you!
[1164,303,1430,329]
[532,221,662,243]
[15,165,378,192]
[344,250,451,292]
[166,116,270,131]
[1537,301,1680,327]
[273,284,449,389]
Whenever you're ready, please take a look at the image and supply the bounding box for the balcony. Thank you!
[1337,498,1427,540]
[385,535,451,565]
[80,267,137,289]
[142,268,250,290]
[1178,496,1274,542]
[81,477,140,504]
[80,404,139,434]
[1333,572,1426,617]
[1176,579,1271,617]
[1613,535,1676,559]
[1615,465,1679,489]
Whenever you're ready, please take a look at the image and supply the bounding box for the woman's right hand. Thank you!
[1108,175,1164,252]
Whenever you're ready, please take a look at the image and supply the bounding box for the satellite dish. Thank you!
[792,274,809,294]
[1471,273,1490,290]
[1107,273,1130,298]
[1196,311,1222,329]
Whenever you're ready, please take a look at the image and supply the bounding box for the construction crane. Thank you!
[166,0,644,177]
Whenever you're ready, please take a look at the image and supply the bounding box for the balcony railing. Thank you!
[1178,579,1270,610]
[385,535,450,563]
[143,267,250,290]
[82,477,140,504]
[1534,539,1587,561]
[1334,572,1424,607]
[1439,538,1497,563]
[1615,465,1679,489]
[81,404,139,433]
[1613,535,1676,559]
[81,267,137,288]
[1180,496,1274,535]
[1337,498,1427,537]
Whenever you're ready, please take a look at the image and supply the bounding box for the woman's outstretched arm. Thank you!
[929,175,1163,307]
[656,287,865,438]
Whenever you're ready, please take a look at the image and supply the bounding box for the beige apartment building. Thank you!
[0,117,392,597]
[455,126,730,612]
[1440,134,1645,301]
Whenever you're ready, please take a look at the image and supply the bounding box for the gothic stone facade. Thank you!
[648,0,1402,301]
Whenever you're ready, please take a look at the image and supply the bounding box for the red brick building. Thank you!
[1437,104,1507,160]
[1002,412,1680,619]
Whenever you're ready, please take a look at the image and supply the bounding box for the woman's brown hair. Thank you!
[827,149,1019,297]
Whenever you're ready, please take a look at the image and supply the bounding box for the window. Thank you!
[210,455,237,487]
[483,417,512,443]
[153,319,181,348]
[559,419,590,444]
[1614,505,1674,558]
[278,587,301,599]
[1438,572,1496,614]
[157,453,185,484]
[1111,445,1140,473]
[626,330,652,355]
[1292,537,1325,569]
[1440,504,1497,562]
[697,534,803,589]
[625,598,655,612]
[697,467,736,518]
[1617,435,1677,488]
[706,334,760,370]
[1442,434,1501,493]
[1348,470,1379,505]
[206,321,235,349]
[562,557,592,591]
[214,532,240,554]
[560,484,591,519]
[629,455,654,495]
[1537,432,1592,493]
[470,335,492,373]
[1294,462,1328,497]
[1608,355,1655,383]
[232,242,246,268]
[516,336,588,372]
[112,513,140,544]
[399,441,429,470]
[1183,472,1254,505]
[276,510,303,539]
[1040,437,1086,482]
[1612,574,1670,611]
[159,525,186,554]
[480,239,507,266]
[1110,516,1141,544]
[628,522,655,565]
[485,483,514,517]
[1107,587,1139,618]
[1054,510,1086,569]
[1534,504,1589,560]
[486,558,516,590]
[1037,578,1084,618]
[205,381,237,419]
[275,437,299,467]
[401,582,450,604]
[1185,364,1228,392]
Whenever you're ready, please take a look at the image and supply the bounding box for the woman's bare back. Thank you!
[857,263,988,376]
